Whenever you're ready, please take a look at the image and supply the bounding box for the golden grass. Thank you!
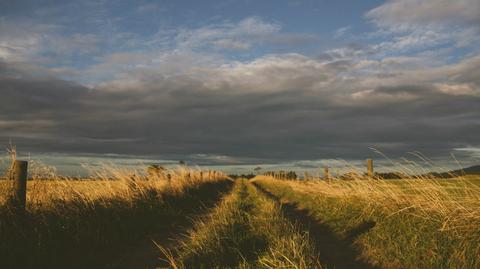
[163,179,321,268]
[0,165,227,210]
[0,162,230,269]
[254,174,480,232]
[254,175,480,269]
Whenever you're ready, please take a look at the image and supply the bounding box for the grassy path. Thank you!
[0,178,232,269]
[253,181,380,269]
[105,180,233,269]
[164,179,321,268]
[254,177,480,269]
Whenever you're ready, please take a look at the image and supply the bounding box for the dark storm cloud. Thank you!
[1,54,479,164]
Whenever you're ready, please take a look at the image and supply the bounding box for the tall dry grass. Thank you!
[163,179,321,268]
[0,162,230,269]
[254,173,480,269]
[255,173,480,232]
[0,164,227,209]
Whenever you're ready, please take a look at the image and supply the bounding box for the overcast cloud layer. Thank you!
[1,0,479,171]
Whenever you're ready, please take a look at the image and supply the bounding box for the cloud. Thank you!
[63,16,320,85]
[365,0,480,52]
[0,19,55,62]
[0,18,100,64]
[372,29,451,52]
[366,0,480,30]
[435,83,477,96]
[169,17,316,52]
[234,17,281,36]
[136,3,166,13]
[0,15,319,86]
[334,26,351,38]
[1,50,479,162]
[212,39,251,51]
[454,147,480,159]
[0,2,478,167]
[172,17,280,51]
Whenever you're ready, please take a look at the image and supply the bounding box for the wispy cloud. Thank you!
[365,0,480,51]
[366,0,480,30]
[136,3,167,13]
[172,17,281,51]
[334,26,351,38]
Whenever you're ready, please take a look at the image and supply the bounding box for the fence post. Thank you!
[11,160,28,212]
[367,159,374,178]
[324,167,330,182]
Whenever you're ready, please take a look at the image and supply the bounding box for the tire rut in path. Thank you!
[253,182,381,269]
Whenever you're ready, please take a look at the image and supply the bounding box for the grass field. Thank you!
[253,176,480,269]
[2,160,480,269]
[0,166,231,269]
[163,179,321,268]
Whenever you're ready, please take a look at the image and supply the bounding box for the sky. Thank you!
[1,0,480,175]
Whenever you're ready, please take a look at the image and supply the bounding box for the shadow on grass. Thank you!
[0,180,233,269]
[253,182,380,269]
[179,180,268,268]
[105,180,234,269]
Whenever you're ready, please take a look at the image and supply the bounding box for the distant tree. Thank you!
[228,173,256,179]
[264,171,275,177]
[286,171,297,180]
[262,170,297,180]
[254,166,262,174]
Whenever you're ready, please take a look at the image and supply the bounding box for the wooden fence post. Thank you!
[367,159,374,178]
[11,160,28,212]
[324,167,330,182]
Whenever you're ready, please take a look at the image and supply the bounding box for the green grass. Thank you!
[254,177,480,269]
[164,179,321,269]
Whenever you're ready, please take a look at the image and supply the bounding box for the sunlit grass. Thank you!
[163,179,321,268]
[255,173,480,232]
[0,164,230,269]
[0,165,226,207]
[254,174,480,269]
